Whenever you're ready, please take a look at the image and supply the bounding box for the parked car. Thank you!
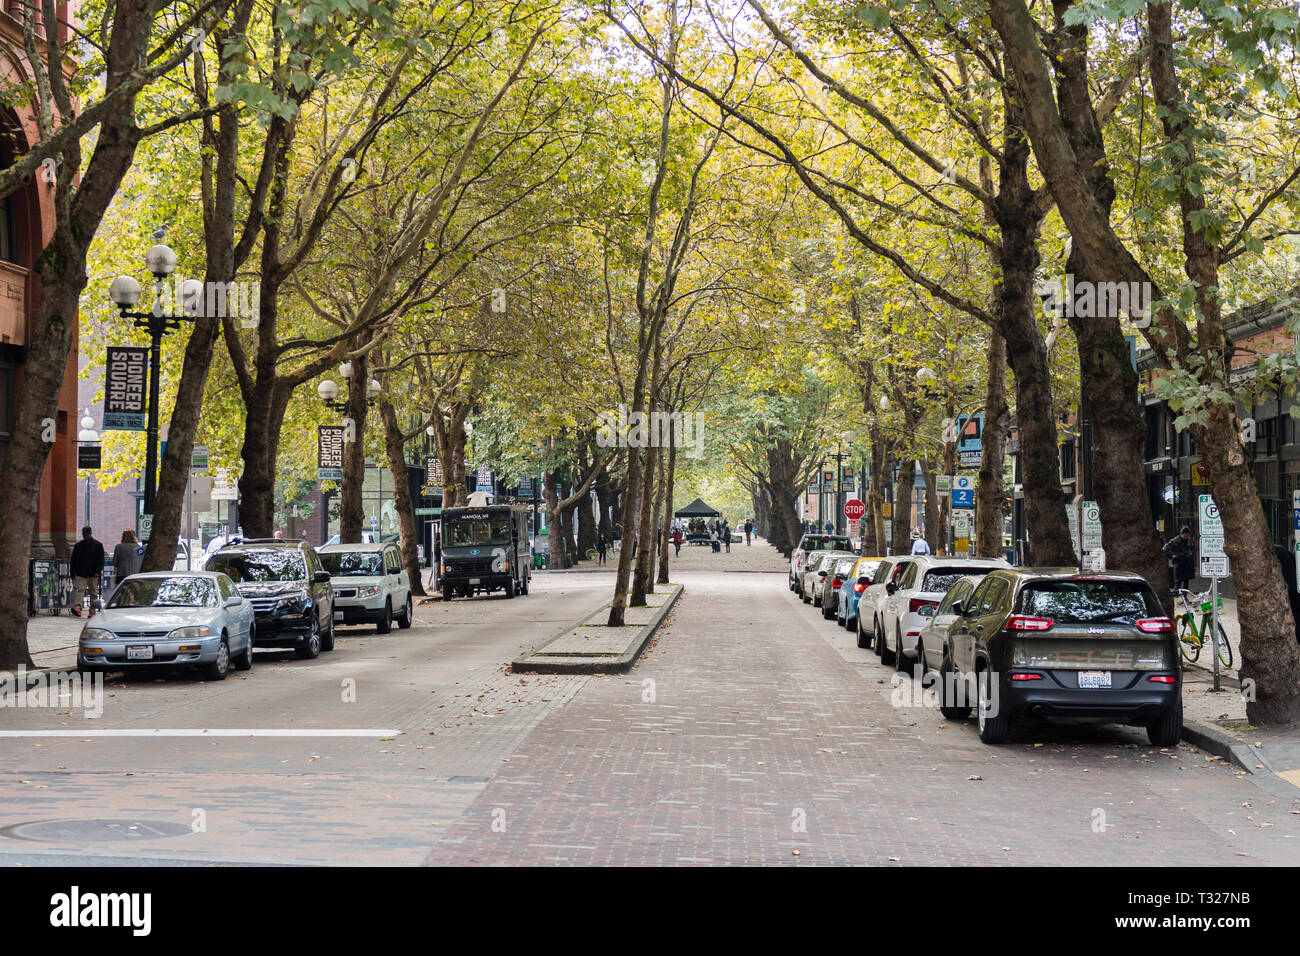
[914,575,984,673]
[940,568,1182,746]
[319,541,413,633]
[821,555,859,619]
[77,572,254,680]
[836,556,884,630]
[855,556,914,650]
[803,551,854,607]
[170,539,204,572]
[879,556,1011,675]
[790,534,853,596]
[204,538,335,659]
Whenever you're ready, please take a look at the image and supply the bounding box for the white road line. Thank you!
[0,729,401,737]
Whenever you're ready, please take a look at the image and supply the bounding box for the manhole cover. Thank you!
[1,818,193,844]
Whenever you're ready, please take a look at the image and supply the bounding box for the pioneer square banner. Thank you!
[425,455,443,488]
[103,346,148,430]
[318,426,344,479]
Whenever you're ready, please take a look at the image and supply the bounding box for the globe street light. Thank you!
[109,243,197,520]
[77,410,100,527]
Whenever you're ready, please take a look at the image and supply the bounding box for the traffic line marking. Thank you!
[0,729,401,738]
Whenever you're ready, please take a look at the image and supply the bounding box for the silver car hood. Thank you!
[236,581,308,597]
[88,606,223,634]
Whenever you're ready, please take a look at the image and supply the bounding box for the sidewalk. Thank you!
[23,612,83,670]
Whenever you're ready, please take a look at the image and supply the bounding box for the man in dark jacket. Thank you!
[70,526,105,616]
[1163,526,1195,594]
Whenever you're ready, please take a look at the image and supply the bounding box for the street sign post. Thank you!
[1198,494,1229,578]
[951,476,974,509]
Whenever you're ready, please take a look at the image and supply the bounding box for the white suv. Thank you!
[318,542,413,633]
[878,555,1010,674]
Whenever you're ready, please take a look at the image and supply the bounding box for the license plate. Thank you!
[126,645,154,661]
[1079,670,1111,689]
[334,611,344,623]
[469,578,480,585]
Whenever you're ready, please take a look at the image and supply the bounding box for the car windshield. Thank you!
[835,558,856,576]
[923,567,1000,594]
[1018,580,1157,623]
[206,550,306,584]
[109,577,218,608]
[445,517,510,547]
[320,551,383,576]
[808,538,851,551]
[855,560,881,581]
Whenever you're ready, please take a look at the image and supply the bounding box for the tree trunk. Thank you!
[576,479,597,559]
[892,456,915,552]
[339,352,369,544]
[976,333,1009,558]
[864,437,885,556]
[608,444,643,625]
[544,470,569,571]
[921,457,940,553]
[658,424,677,584]
[631,443,660,606]
[377,397,425,596]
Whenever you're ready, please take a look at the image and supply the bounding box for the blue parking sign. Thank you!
[952,476,975,509]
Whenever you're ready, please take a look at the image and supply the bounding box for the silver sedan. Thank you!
[77,572,255,680]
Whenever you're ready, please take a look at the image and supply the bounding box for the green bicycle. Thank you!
[1173,588,1233,668]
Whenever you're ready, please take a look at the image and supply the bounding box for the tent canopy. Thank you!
[674,497,720,518]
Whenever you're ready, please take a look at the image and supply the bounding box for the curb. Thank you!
[1181,716,1275,774]
[511,584,683,675]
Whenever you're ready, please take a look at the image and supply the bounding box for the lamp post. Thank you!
[77,411,100,527]
[109,245,199,519]
[318,362,382,543]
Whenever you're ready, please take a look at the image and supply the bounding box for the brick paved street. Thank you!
[423,543,1300,865]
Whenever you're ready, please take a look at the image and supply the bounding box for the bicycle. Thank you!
[1173,588,1233,668]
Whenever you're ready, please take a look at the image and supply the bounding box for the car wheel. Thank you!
[296,619,322,660]
[321,614,335,651]
[855,615,871,649]
[938,655,972,720]
[234,625,254,671]
[822,595,833,619]
[204,637,230,681]
[443,585,454,602]
[521,574,529,595]
[377,599,392,633]
[504,578,516,599]
[895,628,914,674]
[397,594,413,629]
[874,619,885,658]
[880,625,897,666]
[1147,698,1183,747]
[977,667,1010,744]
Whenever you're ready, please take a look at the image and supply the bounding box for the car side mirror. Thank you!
[818,570,828,578]
[314,571,330,583]
[918,604,937,618]
[224,595,242,607]
[886,582,898,595]
[950,599,965,617]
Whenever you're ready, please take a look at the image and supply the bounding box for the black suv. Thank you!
[937,569,1181,747]
[204,539,335,659]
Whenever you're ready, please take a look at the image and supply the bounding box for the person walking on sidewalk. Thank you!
[597,530,608,565]
[112,530,143,587]
[744,519,752,546]
[70,526,105,616]
[722,519,731,552]
[1164,526,1195,593]
[910,532,931,555]
[672,526,683,557]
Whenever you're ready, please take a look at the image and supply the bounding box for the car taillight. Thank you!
[1148,675,1177,684]
[832,577,844,588]
[852,581,867,593]
[908,598,939,614]
[1136,617,1174,633]
[1005,615,1054,631]
[1010,672,1043,681]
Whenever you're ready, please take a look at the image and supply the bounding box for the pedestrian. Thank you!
[112,530,142,587]
[274,530,284,540]
[1164,526,1195,593]
[745,519,752,546]
[597,530,608,565]
[910,532,931,555]
[723,519,731,552]
[672,526,683,556]
[70,525,105,616]
[633,531,639,555]
[825,520,833,534]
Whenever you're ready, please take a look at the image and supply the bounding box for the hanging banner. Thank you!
[103,346,147,430]
[425,455,443,488]
[317,425,344,479]
[77,445,101,470]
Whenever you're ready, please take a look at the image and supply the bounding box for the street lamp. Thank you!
[109,244,199,518]
[77,411,99,527]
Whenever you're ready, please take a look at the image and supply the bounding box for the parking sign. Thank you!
[951,476,974,509]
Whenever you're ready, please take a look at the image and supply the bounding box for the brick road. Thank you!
[424,552,1300,865]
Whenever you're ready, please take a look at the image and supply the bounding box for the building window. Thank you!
[0,194,14,264]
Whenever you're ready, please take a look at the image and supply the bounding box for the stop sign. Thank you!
[844,498,866,521]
